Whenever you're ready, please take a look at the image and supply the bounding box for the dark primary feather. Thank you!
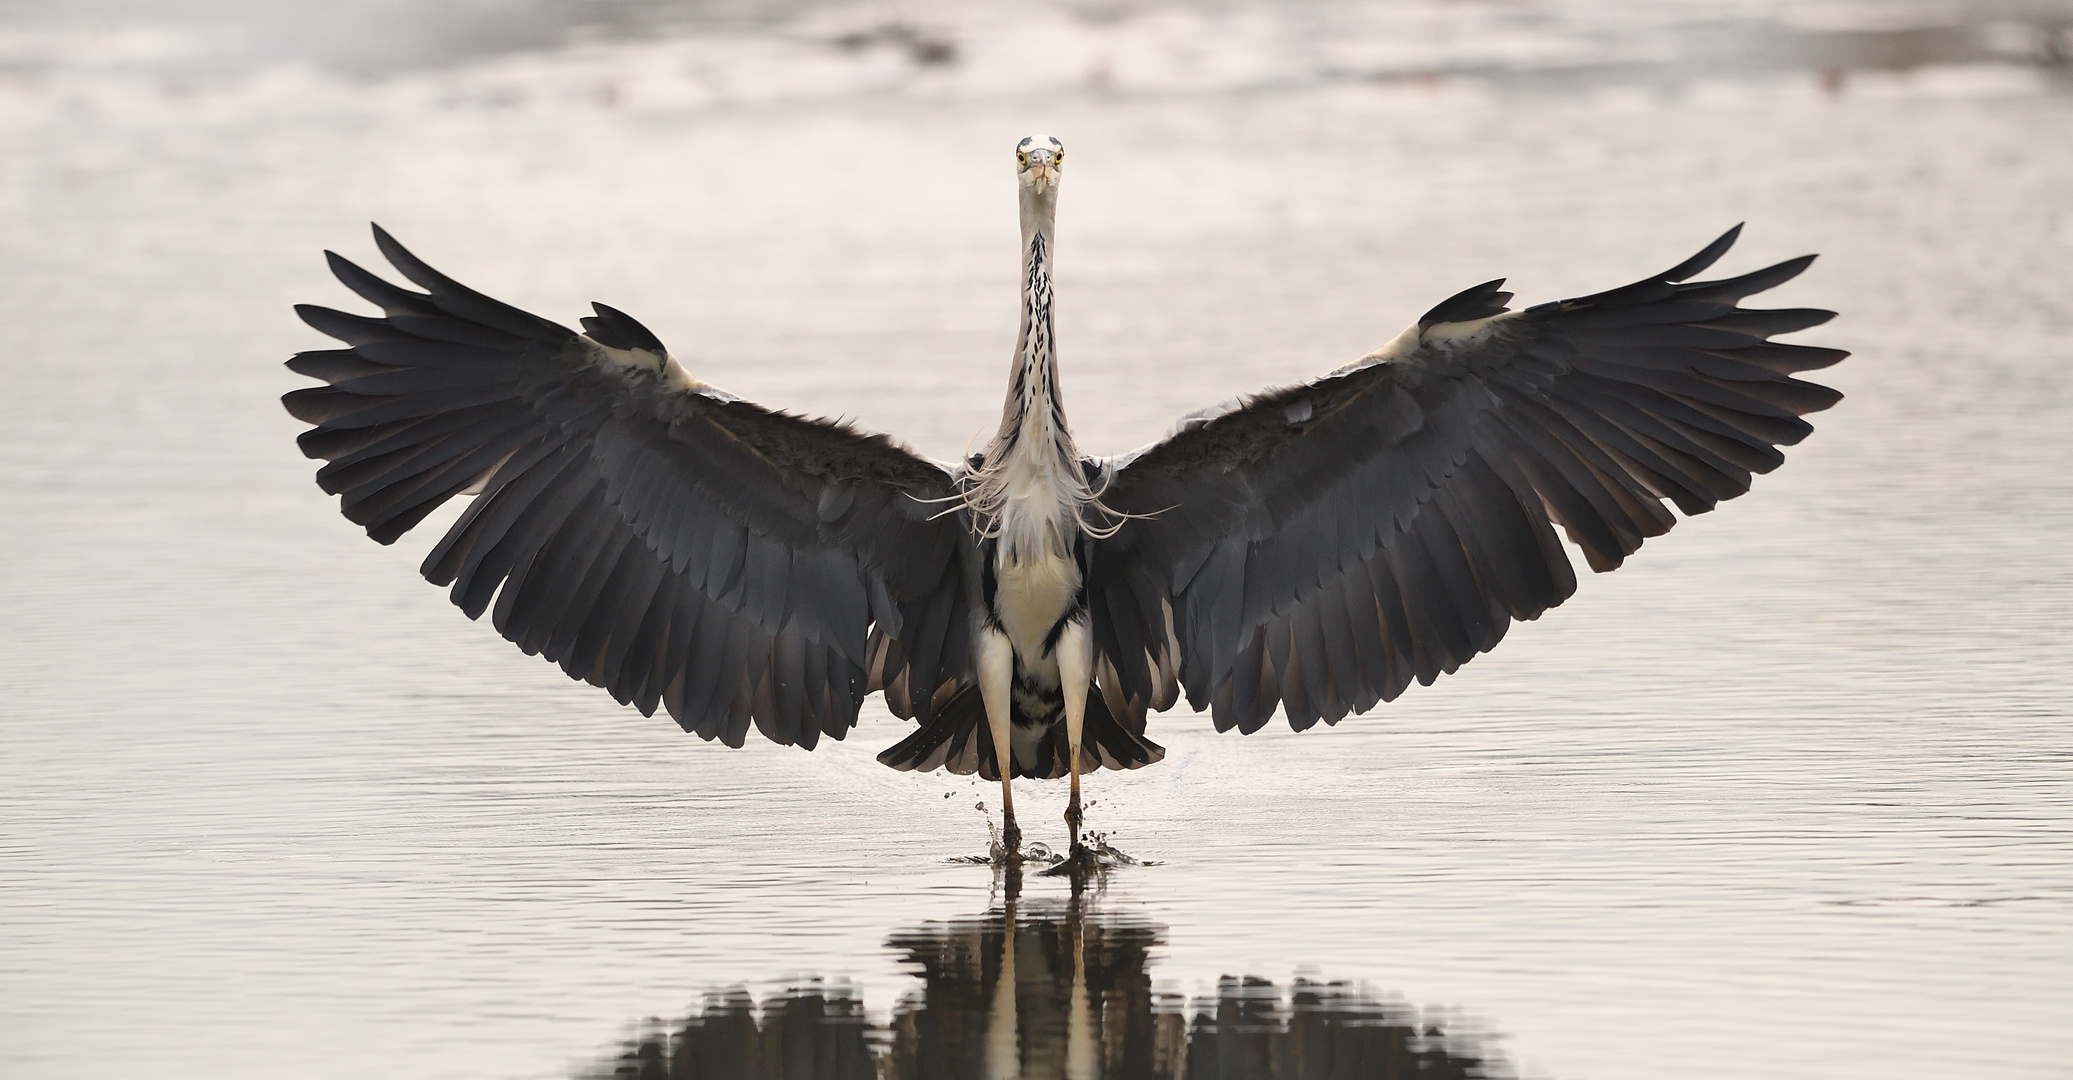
[284,225,976,745]
[1090,226,1846,734]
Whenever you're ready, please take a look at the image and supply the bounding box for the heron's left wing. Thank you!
[1087,226,1846,734]
[284,226,973,750]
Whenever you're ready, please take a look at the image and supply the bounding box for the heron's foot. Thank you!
[997,815,1023,863]
[1042,844,1096,881]
[1039,834,1138,878]
[1045,833,1149,878]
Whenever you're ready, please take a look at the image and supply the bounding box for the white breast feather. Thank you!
[994,550,1079,661]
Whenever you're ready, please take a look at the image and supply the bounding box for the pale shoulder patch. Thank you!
[1348,323,1424,369]
[585,337,738,401]
[1333,309,1520,377]
[587,337,663,374]
[1421,311,1513,344]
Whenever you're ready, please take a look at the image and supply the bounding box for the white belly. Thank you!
[994,551,1079,663]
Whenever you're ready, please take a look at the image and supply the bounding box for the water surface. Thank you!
[2,2,2070,1078]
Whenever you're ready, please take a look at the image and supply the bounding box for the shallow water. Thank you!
[3,2,2071,1078]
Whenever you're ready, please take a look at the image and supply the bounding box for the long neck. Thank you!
[990,187,1076,465]
[964,182,1098,561]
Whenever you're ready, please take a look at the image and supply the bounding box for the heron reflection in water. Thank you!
[597,866,1503,1079]
[286,135,1844,858]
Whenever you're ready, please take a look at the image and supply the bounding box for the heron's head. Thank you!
[1016,134,1064,195]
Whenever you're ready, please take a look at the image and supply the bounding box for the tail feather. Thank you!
[877,684,991,776]
[877,684,1165,780]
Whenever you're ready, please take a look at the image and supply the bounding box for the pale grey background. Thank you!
[3,1,2069,1077]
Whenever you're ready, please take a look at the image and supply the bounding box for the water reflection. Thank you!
[591,870,1503,1080]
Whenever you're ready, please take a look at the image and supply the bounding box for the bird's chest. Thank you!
[989,550,1082,665]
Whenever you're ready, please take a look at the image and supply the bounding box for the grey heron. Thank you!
[284,133,1845,857]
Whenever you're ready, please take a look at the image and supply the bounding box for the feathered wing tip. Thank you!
[364,224,574,339]
[279,234,583,548]
[581,302,668,353]
[1418,278,1513,328]
[1660,222,1743,282]
[1417,219,1741,327]
[1415,225,1746,330]
[1552,224,1819,314]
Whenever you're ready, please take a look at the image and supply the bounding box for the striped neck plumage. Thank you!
[963,166,1103,560]
[1010,220,1064,454]
[990,178,1070,462]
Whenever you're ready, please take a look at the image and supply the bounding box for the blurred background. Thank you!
[2,1,2069,1078]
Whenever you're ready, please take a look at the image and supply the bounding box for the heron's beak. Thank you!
[1024,150,1057,194]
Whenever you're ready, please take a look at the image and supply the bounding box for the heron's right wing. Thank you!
[284,226,974,749]
[1088,226,1846,734]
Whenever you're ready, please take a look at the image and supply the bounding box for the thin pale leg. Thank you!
[1056,618,1093,855]
[977,627,1021,854]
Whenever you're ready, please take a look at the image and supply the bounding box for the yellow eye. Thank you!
[1017,152,1027,165]
[1053,151,1062,163]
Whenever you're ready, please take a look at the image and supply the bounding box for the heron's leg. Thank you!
[977,627,1020,854]
[1056,618,1093,855]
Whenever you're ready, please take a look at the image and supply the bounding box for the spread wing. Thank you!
[1088,225,1847,734]
[284,226,974,749]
